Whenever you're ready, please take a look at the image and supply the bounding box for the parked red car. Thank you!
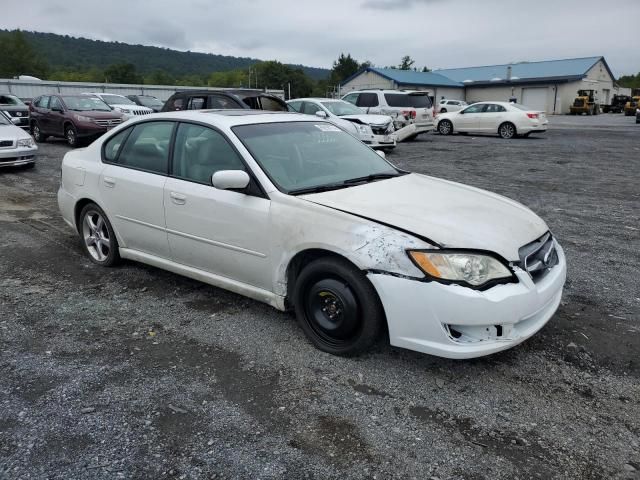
[29,95,124,147]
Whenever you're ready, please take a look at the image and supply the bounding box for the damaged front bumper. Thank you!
[368,243,566,359]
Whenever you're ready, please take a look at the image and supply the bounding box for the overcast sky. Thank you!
[2,0,639,76]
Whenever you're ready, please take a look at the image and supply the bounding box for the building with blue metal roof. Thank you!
[340,57,620,114]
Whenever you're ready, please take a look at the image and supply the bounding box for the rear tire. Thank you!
[438,119,453,135]
[498,122,516,139]
[293,257,384,356]
[78,203,120,267]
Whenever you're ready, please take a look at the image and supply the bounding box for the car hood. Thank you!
[0,123,30,141]
[300,173,548,261]
[340,114,393,126]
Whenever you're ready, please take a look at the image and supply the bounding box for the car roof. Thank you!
[141,109,319,127]
[171,89,279,97]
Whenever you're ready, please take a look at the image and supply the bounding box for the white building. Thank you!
[341,57,619,114]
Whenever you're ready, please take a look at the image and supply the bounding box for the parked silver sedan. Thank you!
[0,111,38,168]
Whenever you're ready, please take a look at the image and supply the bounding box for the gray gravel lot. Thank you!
[1,115,639,480]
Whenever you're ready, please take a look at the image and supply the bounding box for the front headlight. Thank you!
[408,250,515,288]
[118,108,131,114]
[74,114,94,122]
[357,124,372,135]
[17,138,34,148]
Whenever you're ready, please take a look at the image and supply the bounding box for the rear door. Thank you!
[33,96,51,133]
[99,121,174,258]
[48,96,66,137]
[482,103,507,131]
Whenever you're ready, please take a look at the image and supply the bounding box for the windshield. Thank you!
[321,101,363,116]
[137,96,163,108]
[100,94,136,106]
[233,122,399,193]
[0,94,26,106]
[64,96,111,112]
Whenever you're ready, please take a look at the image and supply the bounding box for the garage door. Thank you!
[522,87,548,112]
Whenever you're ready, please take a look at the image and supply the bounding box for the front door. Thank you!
[48,96,66,137]
[456,103,486,132]
[164,122,272,290]
[99,121,174,258]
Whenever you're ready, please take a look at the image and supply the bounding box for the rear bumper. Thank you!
[368,242,566,359]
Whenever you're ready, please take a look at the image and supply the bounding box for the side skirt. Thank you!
[119,248,286,311]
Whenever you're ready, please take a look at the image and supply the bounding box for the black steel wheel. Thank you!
[293,257,384,356]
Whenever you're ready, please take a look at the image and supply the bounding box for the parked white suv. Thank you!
[83,93,153,120]
[438,99,467,113]
[342,90,434,139]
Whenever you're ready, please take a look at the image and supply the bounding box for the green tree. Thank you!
[0,30,49,78]
[252,61,313,99]
[329,53,361,85]
[145,70,175,85]
[617,73,640,89]
[421,66,431,73]
[399,55,415,70]
[104,63,143,84]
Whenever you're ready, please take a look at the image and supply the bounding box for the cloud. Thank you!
[362,0,444,9]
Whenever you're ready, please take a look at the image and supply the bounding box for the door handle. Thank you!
[169,192,187,205]
[103,177,116,188]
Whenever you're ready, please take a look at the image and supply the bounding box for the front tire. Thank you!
[78,203,120,267]
[65,124,79,147]
[438,119,453,135]
[498,122,516,139]
[293,257,384,356]
[31,122,46,143]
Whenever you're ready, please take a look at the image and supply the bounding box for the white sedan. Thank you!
[287,98,396,150]
[58,110,566,359]
[0,111,38,168]
[437,101,548,138]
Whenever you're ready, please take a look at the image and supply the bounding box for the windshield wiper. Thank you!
[343,172,405,185]
[288,183,351,195]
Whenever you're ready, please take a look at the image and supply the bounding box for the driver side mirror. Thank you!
[314,110,328,118]
[211,170,250,190]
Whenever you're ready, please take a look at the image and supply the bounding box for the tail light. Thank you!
[401,110,417,119]
[526,113,539,119]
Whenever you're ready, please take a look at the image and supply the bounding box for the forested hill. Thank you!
[0,30,329,80]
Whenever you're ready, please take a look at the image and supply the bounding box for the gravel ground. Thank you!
[1,115,639,480]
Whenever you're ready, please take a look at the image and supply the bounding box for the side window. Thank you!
[485,104,506,113]
[49,97,63,111]
[103,128,131,163]
[187,96,206,110]
[170,97,184,111]
[447,101,457,105]
[302,102,321,115]
[343,93,359,105]
[357,93,379,107]
[462,104,486,114]
[116,122,174,174]
[172,123,245,185]
[259,96,287,111]
[287,101,302,112]
[37,96,50,108]
[208,95,241,109]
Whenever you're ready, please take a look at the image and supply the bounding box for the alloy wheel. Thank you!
[499,123,515,139]
[82,210,111,262]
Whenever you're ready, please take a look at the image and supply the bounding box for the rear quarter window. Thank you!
[384,94,411,107]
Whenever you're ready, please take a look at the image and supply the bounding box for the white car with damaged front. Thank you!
[437,101,548,139]
[58,110,566,359]
[287,98,396,150]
